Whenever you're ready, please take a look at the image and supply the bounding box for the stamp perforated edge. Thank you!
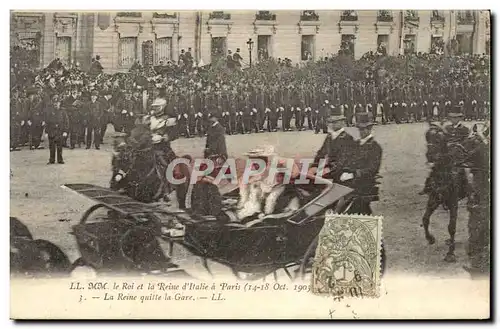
[310,212,383,299]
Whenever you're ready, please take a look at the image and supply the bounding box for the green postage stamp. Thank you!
[312,211,383,298]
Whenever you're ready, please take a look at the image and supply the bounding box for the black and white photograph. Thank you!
[9,9,491,319]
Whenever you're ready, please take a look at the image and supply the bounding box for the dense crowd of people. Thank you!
[10,49,490,153]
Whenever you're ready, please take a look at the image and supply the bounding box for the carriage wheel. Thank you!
[32,239,72,275]
[79,203,111,224]
[230,268,276,281]
[296,196,355,280]
[297,235,318,280]
[69,257,99,277]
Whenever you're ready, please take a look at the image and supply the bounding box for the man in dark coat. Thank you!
[61,88,82,149]
[204,113,228,162]
[85,90,104,149]
[99,89,113,143]
[313,105,356,182]
[345,112,382,215]
[25,87,44,149]
[89,55,104,76]
[10,87,23,151]
[44,95,69,164]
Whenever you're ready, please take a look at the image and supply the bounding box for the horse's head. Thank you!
[461,123,490,170]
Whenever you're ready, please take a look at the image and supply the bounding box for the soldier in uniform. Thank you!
[392,83,402,124]
[282,85,294,131]
[293,85,304,131]
[353,81,365,115]
[25,87,44,150]
[44,94,69,164]
[99,89,113,143]
[303,85,314,130]
[342,80,354,126]
[365,81,377,123]
[221,86,233,134]
[233,88,244,134]
[315,98,330,134]
[10,87,23,151]
[243,89,254,134]
[465,80,476,121]
[85,90,104,150]
[270,85,281,132]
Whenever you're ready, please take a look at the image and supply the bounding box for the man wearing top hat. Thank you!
[233,48,243,69]
[99,89,113,143]
[443,105,469,144]
[204,112,228,162]
[85,90,104,149]
[312,105,357,182]
[344,112,382,216]
[23,87,42,149]
[44,94,69,164]
[10,87,24,151]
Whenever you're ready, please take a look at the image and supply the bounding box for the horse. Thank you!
[421,123,470,262]
[110,125,191,205]
[462,123,490,274]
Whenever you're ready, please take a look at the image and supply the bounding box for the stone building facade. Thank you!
[11,10,491,73]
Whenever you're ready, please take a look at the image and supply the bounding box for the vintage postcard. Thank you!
[10,9,490,319]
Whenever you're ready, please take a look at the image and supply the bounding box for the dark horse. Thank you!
[110,125,190,206]
[463,123,490,275]
[421,123,470,262]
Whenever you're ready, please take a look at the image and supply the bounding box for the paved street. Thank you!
[10,122,474,278]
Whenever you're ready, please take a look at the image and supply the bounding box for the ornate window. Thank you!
[340,34,355,57]
[257,35,272,60]
[430,36,445,55]
[152,12,177,19]
[377,10,393,22]
[457,10,475,24]
[405,10,419,22]
[431,10,445,22]
[12,36,41,68]
[116,12,142,18]
[209,11,231,20]
[404,35,416,55]
[377,35,389,55]
[119,37,137,67]
[300,10,319,21]
[340,10,358,21]
[256,11,276,21]
[155,37,172,64]
[301,35,315,60]
[55,36,72,67]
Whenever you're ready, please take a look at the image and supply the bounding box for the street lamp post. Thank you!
[246,38,254,67]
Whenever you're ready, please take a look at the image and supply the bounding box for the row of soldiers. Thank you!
[161,78,490,137]
[10,86,144,151]
[10,76,490,149]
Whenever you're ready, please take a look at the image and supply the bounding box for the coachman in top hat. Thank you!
[313,104,357,182]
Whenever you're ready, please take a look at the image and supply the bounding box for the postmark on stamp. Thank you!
[312,211,383,298]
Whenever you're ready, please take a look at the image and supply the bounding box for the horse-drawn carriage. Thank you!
[63,172,354,280]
